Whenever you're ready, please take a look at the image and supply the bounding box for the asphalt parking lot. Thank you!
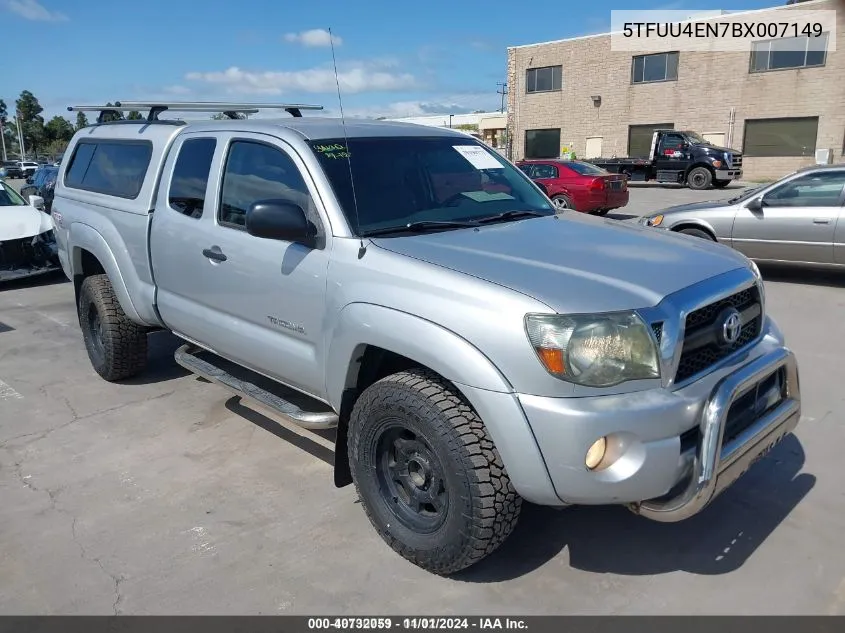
[2,180,845,615]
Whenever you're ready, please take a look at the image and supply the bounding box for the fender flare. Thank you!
[69,222,143,324]
[325,303,514,409]
[325,303,559,504]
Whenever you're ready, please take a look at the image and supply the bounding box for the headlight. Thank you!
[525,312,660,387]
[748,259,765,310]
[641,214,664,227]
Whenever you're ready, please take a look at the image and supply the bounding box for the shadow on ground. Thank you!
[121,330,191,385]
[759,263,845,289]
[455,433,812,582]
[0,269,68,292]
[213,391,813,583]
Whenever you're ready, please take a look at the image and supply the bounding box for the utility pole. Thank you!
[15,113,26,160]
[496,82,508,113]
[0,119,6,161]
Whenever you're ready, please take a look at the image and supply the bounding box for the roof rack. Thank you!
[67,101,324,124]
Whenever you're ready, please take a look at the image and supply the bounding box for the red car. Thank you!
[516,159,629,215]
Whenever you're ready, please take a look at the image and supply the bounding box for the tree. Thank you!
[126,110,143,120]
[0,98,7,124]
[75,111,90,130]
[45,116,75,145]
[15,90,46,157]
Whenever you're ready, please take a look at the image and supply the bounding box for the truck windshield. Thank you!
[683,131,710,145]
[309,137,554,236]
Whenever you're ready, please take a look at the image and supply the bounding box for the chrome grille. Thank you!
[675,286,762,384]
[729,153,743,169]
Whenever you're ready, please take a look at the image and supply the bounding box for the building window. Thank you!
[631,52,679,84]
[525,129,561,159]
[627,123,674,158]
[742,117,819,157]
[750,34,827,73]
[525,66,562,93]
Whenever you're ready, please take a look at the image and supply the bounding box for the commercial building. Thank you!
[506,0,844,180]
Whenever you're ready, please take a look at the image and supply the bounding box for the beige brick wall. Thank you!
[506,0,845,181]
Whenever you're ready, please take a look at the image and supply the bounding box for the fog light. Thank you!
[585,437,607,470]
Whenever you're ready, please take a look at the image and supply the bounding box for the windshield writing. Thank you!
[309,137,553,235]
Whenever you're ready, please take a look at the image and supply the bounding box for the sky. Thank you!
[3,0,784,123]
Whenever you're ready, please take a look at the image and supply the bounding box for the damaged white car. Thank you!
[0,179,60,283]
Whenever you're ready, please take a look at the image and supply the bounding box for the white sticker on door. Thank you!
[453,145,503,170]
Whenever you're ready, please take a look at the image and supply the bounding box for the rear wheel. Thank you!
[551,194,572,212]
[687,166,713,190]
[678,227,715,241]
[348,368,521,575]
[78,274,148,381]
[595,209,610,216]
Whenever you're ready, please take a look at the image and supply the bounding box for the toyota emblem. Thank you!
[720,308,742,346]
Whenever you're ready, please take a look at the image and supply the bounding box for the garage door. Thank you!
[628,123,673,158]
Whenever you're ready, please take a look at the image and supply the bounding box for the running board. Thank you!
[174,344,339,430]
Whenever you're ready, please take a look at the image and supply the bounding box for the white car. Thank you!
[19,161,40,178]
[0,179,60,282]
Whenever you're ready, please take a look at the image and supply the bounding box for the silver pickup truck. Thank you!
[51,101,801,575]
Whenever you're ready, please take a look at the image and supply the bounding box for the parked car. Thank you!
[0,178,60,282]
[53,101,800,576]
[19,161,40,178]
[639,164,845,267]
[517,159,629,214]
[21,165,59,213]
[1,161,23,179]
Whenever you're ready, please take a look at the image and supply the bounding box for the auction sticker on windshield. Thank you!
[453,145,503,170]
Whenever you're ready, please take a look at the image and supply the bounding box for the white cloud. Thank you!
[283,28,341,47]
[4,0,67,21]
[184,62,418,95]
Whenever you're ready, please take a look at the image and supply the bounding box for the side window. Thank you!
[659,134,685,154]
[65,143,96,186]
[518,164,534,178]
[64,141,152,199]
[219,140,314,230]
[168,138,217,219]
[532,164,558,179]
[762,171,845,208]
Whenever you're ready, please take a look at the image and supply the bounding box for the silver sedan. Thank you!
[639,164,845,267]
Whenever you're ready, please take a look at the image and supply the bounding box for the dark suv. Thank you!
[1,161,23,179]
[21,165,59,212]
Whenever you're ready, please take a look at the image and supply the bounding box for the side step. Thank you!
[174,344,339,430]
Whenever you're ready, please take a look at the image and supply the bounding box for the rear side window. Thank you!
[168,138,217,218]
[562,161,608,176]
[64,140,153,199]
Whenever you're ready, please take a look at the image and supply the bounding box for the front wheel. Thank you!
[687,166,713,190]
[712,179,731,188]
[348,368,522,575]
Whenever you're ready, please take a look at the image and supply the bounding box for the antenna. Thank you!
[328,27,366,257]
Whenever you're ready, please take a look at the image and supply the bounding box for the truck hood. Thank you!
[0,205,53,241]
[371,213,749,313]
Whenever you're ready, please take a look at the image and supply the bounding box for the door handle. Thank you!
[202,247,227,262]
[812,218,831,224]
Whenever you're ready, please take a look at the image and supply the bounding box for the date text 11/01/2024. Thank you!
[307,618,528,630]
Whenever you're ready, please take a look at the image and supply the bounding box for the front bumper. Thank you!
[715,168,742,180]
[516,322,800,520]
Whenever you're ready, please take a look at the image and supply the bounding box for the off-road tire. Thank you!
[551,194,572,212]
[678,227,715,241]
[687,166,713,190]
[348,368,522,575]
[712,179,731,188]
[78,274,148,381]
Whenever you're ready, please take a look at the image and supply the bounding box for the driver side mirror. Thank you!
[29,195,45,210]
[745,197,763,212]
[245,199,314,246]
